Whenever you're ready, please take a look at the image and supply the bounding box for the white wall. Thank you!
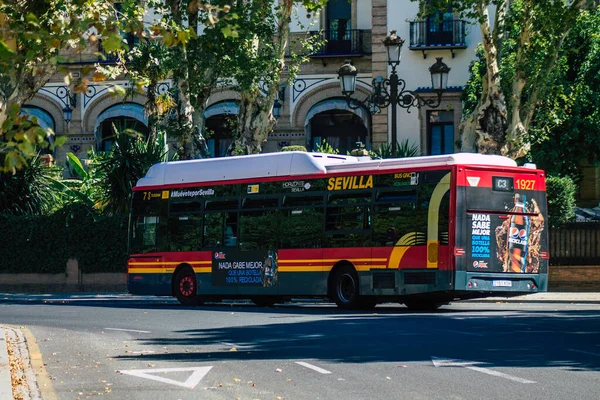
[386,0,484,146]
[356,0,372,30]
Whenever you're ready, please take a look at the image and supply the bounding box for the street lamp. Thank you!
[63,105,73,126]
[272,99,282,119]
[338,30,451,157]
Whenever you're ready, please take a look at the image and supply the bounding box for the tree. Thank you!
[423,0,597,159]
[91,127,170,215]
[229,0,325,155]
[0,0,143,171]
[528,6,600,181]
[0,154,63,215]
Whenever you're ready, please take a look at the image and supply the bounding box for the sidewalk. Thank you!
[0,329,11,400]
[465,292,600,303]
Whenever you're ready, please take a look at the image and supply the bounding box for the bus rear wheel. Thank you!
[331,267,360,309]
[174,267,202,306]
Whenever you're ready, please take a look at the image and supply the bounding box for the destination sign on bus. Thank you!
[327,175,373,190]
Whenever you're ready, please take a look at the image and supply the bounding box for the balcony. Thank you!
[308,29,372,58]
[409,20,467,58]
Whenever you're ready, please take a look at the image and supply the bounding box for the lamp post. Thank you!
[63,105,73,128]
[338,30,450,157]
[272,99,282,119]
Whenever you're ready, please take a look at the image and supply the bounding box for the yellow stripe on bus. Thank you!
[130,259,389,266]
[128,261,212,266]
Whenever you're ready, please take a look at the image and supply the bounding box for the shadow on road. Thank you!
[110,307,600,372]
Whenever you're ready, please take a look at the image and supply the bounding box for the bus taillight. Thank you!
[454,248,465,256]
[541,252,549,259]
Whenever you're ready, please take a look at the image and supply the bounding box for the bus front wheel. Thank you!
[174,267,203,306]
[331,267,360,309]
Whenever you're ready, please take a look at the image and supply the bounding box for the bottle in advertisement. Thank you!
[506,194,530,273]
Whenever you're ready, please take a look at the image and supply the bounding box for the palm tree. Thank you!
[93,125,170,215]
[0,155,64,215]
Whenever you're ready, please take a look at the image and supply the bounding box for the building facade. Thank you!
[27,0,482,168]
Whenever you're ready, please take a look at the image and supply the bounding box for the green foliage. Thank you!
[91,127,169,215]
[370,140,420,159]
[546,175,577,227]
[0,155,64,215]
[313,140,339,154]
[0,105,65,173]
[461,44,486,118]
[528,6,600,181]
[0,204,128,273]
[0,0,141,172]
[281,145,307,152]
[422,0,596,157]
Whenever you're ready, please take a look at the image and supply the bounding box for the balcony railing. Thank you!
[309,29,372,57]
[409,20,467,55]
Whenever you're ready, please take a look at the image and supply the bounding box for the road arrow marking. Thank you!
[431,357,535,384]
[119,366,213,388]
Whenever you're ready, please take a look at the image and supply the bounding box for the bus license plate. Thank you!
[493,280,512,287]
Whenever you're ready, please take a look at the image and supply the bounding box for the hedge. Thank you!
[0,204,128,274]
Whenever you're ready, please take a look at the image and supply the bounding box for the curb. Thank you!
[0,329,12,400]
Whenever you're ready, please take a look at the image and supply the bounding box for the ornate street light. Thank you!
[63,105,73,125]
[337,60,358,97]
[383,30,403,67]
[338,31,451,157]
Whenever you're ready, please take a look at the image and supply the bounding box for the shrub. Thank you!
[280,145,307,152]
[546,175,576,227]
[0,204,128,274]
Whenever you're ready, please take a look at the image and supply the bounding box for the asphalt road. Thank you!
[1,298,599,400]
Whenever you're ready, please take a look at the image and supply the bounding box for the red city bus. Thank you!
[127,152,548,310]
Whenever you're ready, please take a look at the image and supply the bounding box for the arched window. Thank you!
[21,106,56,154]
[94,103,149,152]
[204,101,239,158]
[305,98,370,154]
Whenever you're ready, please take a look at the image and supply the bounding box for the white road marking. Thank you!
[431,357,535,384]
[295,361,332,374]
[119,366,213,389]
[569,349,600,357]
[104,328,151,334]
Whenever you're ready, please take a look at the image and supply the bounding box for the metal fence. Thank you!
[409,20,467,47]
[549,222,600,265]
[309,29,372,56]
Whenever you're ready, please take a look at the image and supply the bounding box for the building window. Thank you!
[427,110,454,155]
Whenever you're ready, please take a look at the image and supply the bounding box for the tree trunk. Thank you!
[460,3,508,156]
[232,0,292,155]
[169,0,209,159]
[233,90,275,154]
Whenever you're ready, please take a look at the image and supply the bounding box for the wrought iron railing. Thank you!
[309,29,372,56]
[409,20,467,48]
[549,222,600,265]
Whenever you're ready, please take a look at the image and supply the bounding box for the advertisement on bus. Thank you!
[212,249,279,287]
[464,173,547,274]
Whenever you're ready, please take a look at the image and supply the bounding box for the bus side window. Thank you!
[131,215,159,253]
[224,212,238,247]
[203,213,223,247]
